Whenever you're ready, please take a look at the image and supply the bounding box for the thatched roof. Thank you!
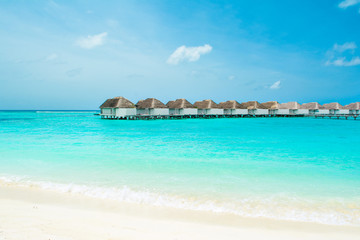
[166,99,195,109]
[262,101,280,109]
[193,99,219,109]
[99,96,135,108]
[322,102,343,110]
[136,98,167,109]
[279,102,301,109]
[218,100,246,109]
[241,101,266,109]
[301,102,323,109]
[344,102,360,110]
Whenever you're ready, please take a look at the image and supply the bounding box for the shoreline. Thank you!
[1,184,360,240]
[2,177,359,226]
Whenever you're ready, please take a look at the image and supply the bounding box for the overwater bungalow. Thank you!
[136,98,169,116]
[279,102,301,115]
[323,102,348,115]
[99,96,136,118]
[242,101,268,115]
[344,102,360,114]
[218,100,248,115]
[166,99,197,116]
[301,102,328,115]
[262,101,280,115]
[193,99,223,115]
[99,96,357,120]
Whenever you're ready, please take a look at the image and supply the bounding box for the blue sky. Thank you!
[0,0,360,109]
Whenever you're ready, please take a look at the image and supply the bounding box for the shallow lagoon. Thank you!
[0,111,359,225]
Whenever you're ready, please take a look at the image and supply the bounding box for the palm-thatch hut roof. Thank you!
[136,98,167,109]
[262,101,281,109]
[99,96,135,108]
[344,102,360,110]
[301,102,323,109]
[166,99,195,109]
[279,102,301,109]
[322,102,343,109]
[218,100,246,109]
[193,99,219,109]
[241,101,266,109]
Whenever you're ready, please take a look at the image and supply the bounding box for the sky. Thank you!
[0,0,360,109]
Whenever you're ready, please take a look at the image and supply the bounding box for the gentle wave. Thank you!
[35,111,98,113]
[1,176,359,226]
[0,118,35,121]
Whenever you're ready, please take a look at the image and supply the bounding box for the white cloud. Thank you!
[228,75,235,80]
[326,42,360,67]
[327,57,360,66]
[338,0,360,8]
[76,32,108,49]
[270,80,281,89]
[167,44,212,65]
[333,42,357,53]
[45,53,58,61]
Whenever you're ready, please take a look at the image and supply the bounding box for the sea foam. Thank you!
[1,176,359,226]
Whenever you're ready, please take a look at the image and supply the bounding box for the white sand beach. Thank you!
[1,183,360,240]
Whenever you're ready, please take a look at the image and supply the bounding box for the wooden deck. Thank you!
[100,113,360,120]
[312,114,359,120]
[100,114,311,120]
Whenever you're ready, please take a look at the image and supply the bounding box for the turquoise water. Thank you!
[0,111,360,225]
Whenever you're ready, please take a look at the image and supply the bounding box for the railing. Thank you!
[100,112,359,120]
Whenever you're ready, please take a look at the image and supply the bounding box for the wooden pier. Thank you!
[100,114,312,120]
[313,114,358,120]
[100,113,359,120]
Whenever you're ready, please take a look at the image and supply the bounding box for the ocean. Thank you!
[0,110,359,225]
